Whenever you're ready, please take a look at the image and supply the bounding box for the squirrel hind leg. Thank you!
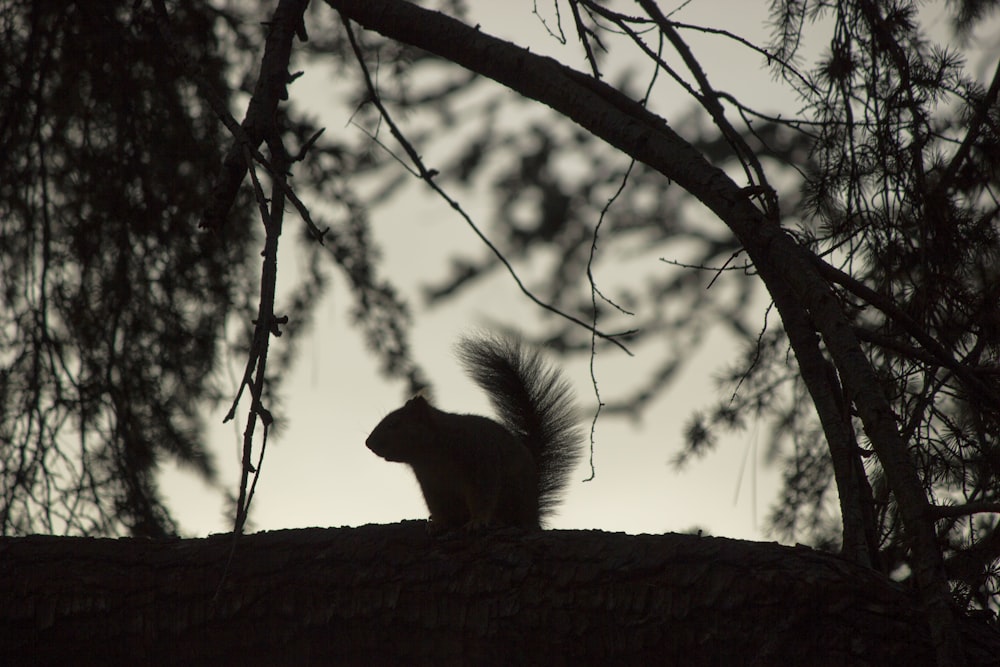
[425,517,454,535]
[463,515,493,532]
[463,485,500,531]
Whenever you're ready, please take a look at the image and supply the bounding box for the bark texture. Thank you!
[2,524,998,666]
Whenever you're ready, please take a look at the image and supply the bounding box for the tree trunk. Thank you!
[3,524,998,666]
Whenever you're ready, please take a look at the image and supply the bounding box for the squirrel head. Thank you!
[365,395,437,463]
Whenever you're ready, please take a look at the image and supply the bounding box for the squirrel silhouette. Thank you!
[366,334,581,530]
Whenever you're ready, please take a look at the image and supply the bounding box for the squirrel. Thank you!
[365,334,582,531]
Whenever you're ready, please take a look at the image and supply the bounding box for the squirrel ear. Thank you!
[405,395,435,425]
[413,386,435,404]
[406,394,432,414]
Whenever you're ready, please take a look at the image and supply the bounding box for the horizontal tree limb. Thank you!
[3,524,999,665]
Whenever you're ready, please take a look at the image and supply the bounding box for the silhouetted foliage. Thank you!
[0,0,432,537]
[0,0,262,536]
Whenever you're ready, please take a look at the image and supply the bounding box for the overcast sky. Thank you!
[159,0,992,541]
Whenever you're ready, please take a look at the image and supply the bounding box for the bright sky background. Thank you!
[159,0,994,541]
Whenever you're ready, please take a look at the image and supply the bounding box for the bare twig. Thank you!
[340,15,633,353]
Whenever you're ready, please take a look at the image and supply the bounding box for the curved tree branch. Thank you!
[321,0,964,661]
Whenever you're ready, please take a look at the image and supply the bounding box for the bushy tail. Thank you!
[457,334,581,521]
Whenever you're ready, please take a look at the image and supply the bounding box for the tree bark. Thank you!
[3,525,998,666]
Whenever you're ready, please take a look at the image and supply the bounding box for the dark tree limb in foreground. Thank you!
[3,525,999,666]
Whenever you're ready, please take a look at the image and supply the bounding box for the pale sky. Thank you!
[159,0,988,541]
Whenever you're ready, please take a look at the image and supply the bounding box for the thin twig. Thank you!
[340,14,632,353]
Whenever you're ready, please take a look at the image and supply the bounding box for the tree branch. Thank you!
[931,502,1000,520]
[198,0,310,230]
[5,526,999,665]
[321,1,962,659]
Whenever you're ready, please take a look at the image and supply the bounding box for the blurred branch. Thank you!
[340,15,634,353]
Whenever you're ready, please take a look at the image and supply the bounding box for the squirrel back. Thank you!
[366,334,581,530]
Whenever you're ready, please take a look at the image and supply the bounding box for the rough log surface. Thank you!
[2,523,998,666]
